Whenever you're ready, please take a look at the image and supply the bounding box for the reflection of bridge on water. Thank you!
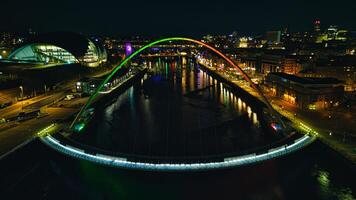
[39,37,316,171]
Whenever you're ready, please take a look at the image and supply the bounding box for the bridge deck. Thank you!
[40,134,315,171]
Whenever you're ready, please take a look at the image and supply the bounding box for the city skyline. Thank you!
[2,0,356,37]
[0,1,355,199]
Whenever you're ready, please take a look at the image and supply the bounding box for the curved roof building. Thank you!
[8,32,107,67]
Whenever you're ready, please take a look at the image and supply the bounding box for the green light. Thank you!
[317,170,330,188]
[37,123,56,137]
[71,38,194,128]
[165,62,168,76]
[74,123,85,132]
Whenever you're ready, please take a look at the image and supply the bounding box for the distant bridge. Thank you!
[140,52,189,58]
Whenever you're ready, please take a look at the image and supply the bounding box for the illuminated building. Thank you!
[298,56,356,91]
[8,32,107,67]
[315,24,349,43]
[325,25,348,41]
[76,77,103,95]
[335,29,348,41]
[265,72,344,110]
[313,20,323,43]
[316,34,328,43]
[0,32,23,47]
[314,19,321,33]
[238,37,255,48]
[238,37,249,48]
[261,55,302,75]
[327,25,338,40]
[125,42,133,56]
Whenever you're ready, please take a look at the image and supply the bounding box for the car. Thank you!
[64,94,75,101]
[17,110,40,122]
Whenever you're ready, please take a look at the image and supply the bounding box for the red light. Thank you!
[271,123,277,131]
[271,123,282,131]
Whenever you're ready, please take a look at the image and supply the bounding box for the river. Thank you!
[1,57,355,199]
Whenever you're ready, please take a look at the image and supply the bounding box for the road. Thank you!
[0,107,78,155]
[270,97,356,163]
[0,95,49,119]
[0,88,19,104]
[0,65,124,157]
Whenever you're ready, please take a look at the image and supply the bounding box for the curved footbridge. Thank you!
[38,36,317,172]
[39,132,315,172]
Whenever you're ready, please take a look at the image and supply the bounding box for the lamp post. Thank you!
[19,86,23,99]
[19,86,23,109]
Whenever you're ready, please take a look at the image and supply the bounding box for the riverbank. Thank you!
[197,61,355,166]
[271,98,356,165]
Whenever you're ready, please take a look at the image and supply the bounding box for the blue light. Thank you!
[271,123,282,131]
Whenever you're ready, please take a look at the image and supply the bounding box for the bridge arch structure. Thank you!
[40,37,315,171]
[71,37,280,129]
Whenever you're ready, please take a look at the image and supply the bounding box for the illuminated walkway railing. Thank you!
[40,134,315,171]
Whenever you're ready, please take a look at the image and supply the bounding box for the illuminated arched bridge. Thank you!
[39,37,316,171]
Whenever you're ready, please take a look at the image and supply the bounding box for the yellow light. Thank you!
[309,104,316,110]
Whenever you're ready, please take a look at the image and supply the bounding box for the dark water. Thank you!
[1,139,355,200]
[76,58,285,162]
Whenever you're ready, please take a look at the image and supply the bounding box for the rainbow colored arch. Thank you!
[71,37,280,129]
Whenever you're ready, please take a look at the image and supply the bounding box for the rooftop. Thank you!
[269,72,343,85]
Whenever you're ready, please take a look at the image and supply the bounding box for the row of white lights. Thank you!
[37,123,56,136]
[41,134,313,171]
[99,73,134,94]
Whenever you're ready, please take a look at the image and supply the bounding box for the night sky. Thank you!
[2,0,356,37]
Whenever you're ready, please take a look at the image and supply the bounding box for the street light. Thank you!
[19,86,24,109]
[19,86,23,99]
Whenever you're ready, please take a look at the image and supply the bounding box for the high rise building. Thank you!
[336,29,348,41]
[314,19,321,33]
[266,31,281,44]
[327,25,338,40]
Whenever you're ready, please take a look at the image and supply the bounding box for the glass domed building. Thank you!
[8,32,107,67]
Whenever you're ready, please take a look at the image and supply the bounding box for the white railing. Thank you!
[40,134,315,171]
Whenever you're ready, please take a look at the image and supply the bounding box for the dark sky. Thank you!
[3,0,356,37]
